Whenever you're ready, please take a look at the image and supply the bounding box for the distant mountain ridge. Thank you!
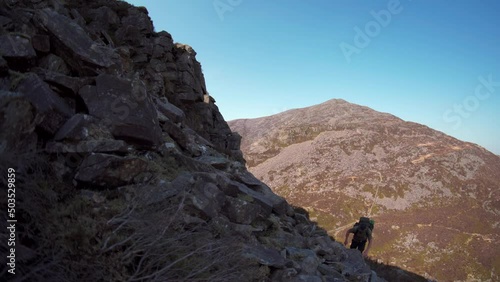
[229,99,500,281]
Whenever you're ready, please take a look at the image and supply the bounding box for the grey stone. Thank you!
[370,271,384,282]
[271,268,299,281]
[154,31,174,49]
[36,68,91,96]
[324,273,347,282]
[38,54,70,75]
[156,110,169,123]
[53,114,112,142]
[32,34,50,53]
[325,262,345,274]
[226,132,242,150]
[174,153,220,176]
[15,73,73,134]
[185,127,214,147]
[75,153,148,187]
[86,6,120,33]
[170,172,196,191]
[235,171,288,215]
[45,140,130,153]
[300,255,320,275]
[53,114,89,141]
[220,180,273,218]
[132,53,148,64]
[196,155,230,170]
[155,97,185,123]
[0,34,36,60]
[115,25,143,47]
[290,275,323,282]
[318,264,344,277]
[161,120,203,156]
[209,215,231,234]
[0,16,12,28]
[35,8,117,74]
[165,63,177,72]
[121,7,154,35]
[243,245,286,268]
[294,213,310,224]
[259,231,307,250]
[190,182,225,219]
[233,222,264,238]
[309,236,336,254]
[177,92,202,104]
[0,56,8,76]
[80,190,106,204]
[161,120,187,147]
[79,74,161,147]
[149,59,166,72]
[342,249,372,281]
[286,247,317,261]
[0,91,37,153]
[151,32,173,59]
[136,181,181,206]
[69,8,86,28]
[223,196,261,225]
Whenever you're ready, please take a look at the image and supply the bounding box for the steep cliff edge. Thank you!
[0,1,391,281]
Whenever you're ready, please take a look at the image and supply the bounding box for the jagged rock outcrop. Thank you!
[0,1,383,281]
[229,99,500,281]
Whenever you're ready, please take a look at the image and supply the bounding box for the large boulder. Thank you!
[15,73,73,134]
[36,68,92,97]
[78,74,161,147]
[121,7,154,35]
[342,249,373,282]
[154,97,185,123]
[53,114,113,142]
[189,182,226,219]
[220,180,273,218]
[223,196,261,225]
[34,8,118,75]
[236,171,289,215]
[0,34,37,70]
[152,31,174,59]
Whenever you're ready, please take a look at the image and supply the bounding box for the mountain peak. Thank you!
[229,99,500,281]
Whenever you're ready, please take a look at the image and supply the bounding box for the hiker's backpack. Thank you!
[352,217,374,241]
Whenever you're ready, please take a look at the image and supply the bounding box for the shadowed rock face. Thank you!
[0,1,394,281]
[229,99,500,281]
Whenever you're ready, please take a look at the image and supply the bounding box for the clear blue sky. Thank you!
[125,0,500,155]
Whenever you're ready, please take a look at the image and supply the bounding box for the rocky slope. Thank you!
[0,1,394,281]
[229,99,500,281]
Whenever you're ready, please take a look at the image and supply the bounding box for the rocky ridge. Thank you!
[229,99,500,281]
[0,1,387,281]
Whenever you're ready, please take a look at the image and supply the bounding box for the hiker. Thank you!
[344,217,374,257]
